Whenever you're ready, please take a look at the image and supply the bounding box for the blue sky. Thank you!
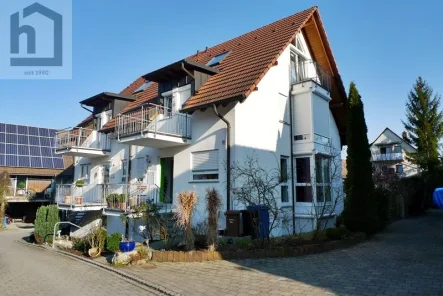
[1,0,442,143]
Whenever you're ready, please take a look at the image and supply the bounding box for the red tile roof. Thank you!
[182,7,316,111]
[97,6,346,134]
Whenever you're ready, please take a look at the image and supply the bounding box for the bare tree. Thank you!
[0,171,10,225]
[297,144,345,240]
[229,152,288,242]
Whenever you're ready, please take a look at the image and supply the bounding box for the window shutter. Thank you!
[192,150,218,171]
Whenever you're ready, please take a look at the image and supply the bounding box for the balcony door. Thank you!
[102,163,110,185]
[290,53,307,84]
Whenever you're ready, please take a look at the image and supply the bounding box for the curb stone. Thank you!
[15,239,181,296]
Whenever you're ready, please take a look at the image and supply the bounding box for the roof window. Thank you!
[206,52,229,66]
[133,81,152,94]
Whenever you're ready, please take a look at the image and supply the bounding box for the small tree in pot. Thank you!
[206,188,222,251]
[175,191,198,251]
[74,180,85,205]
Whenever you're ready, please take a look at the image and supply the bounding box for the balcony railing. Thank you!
[56,183,172,212]
[372,153,403,162]
[117,103,192,140]
[290,60,331,91]
[55,127,111,151]
[6,179,53,201]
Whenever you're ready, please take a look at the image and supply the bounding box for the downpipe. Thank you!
[212,104,231,211]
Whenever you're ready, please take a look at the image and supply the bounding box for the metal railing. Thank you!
[372,153,403,162]
[5,179,53,201]
[55,127,111,151]
[290,60,331,91]
[314,133,331,145]
[117,103,192,140]
[55,184,106,207]
[56,183,172,212]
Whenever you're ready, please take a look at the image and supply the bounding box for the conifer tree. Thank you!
[402,77,443,171]
[343,82,377,234]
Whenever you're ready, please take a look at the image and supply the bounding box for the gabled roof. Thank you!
[370,127,417,152]
[98,6,347,137]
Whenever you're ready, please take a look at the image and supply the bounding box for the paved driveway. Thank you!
[125,210,443,296]
[0,228,163,296]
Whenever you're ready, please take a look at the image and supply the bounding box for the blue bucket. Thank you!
[119,241,135,252]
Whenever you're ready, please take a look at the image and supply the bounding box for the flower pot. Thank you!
[129,198,136,208]
[119,202,126,211]
[88,247,101,258]
[75,196,83,205]
[64,195,72,204]
[119,241,135,253]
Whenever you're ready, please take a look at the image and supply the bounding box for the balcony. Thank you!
[290,60,331,92]
[55,183,172,214]
[117,103,191,148]
[372,153,403,162]
[55,127,111,158]
[6,179,53,202]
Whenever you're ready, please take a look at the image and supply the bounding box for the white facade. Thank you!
[370,128,420,177]
[60,32,345,239]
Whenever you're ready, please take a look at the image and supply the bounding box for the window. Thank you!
[80,164,90,180]
[280,157,288,182]
[396,164,404,174]
[380,147,387,154]
[192,150,219,181]
[280,156,289,203]
[295,157,312,202]
[133,81,151,94]
[315,155,331,203]
[394,145,402,153]
[206,52,230,67]
[136,157,146,181]
[296,157,310,183]
[121,160,128,183]
[281,185,289,203]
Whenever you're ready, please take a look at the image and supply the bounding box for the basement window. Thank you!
[206,52,230,67]
[133,81,152,94]
[191,150,219,181]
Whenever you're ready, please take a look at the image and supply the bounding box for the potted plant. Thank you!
[74,180,84,205]
[87,226,106,258]
[119,194,127,211]
[16,181,26,195]
[129,196,137,209]
[119,236,136,253]
[106,193,120,209]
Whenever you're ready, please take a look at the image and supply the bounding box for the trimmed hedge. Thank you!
[34,205,60,243]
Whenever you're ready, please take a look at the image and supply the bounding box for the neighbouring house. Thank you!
[0,122,73,221]
[54,6,347,239]
[370,127,420,177]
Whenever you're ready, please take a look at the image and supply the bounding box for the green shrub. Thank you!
[72,238,88,254]
[75,179,84,187]
[325,226,349,241]
[34,205,60,244]
[374,187,390,230]
[235,238,253,250]
[107,232,121,252]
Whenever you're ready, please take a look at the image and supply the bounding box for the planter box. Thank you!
[64,195,72,204]
[74,196,83,205]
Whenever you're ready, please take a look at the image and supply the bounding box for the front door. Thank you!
[160,157,173,203]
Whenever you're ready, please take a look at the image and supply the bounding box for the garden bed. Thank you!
[150,233,365,263]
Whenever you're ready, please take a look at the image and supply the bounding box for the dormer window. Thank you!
[133,81,152,94]
[206,52,230,67]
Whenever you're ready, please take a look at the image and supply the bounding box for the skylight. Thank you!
[206,52,229,67]
[133,81,152,94]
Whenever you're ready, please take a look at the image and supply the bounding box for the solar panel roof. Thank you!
[0,123,64,169]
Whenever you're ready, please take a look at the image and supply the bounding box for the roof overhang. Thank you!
[142,59,219,82]
[80,92,136,107]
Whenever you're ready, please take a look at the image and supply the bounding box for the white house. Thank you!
[370,128,420,177]
[54,6,348,240]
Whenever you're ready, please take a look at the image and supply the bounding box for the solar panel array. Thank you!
[0,123,65,169]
